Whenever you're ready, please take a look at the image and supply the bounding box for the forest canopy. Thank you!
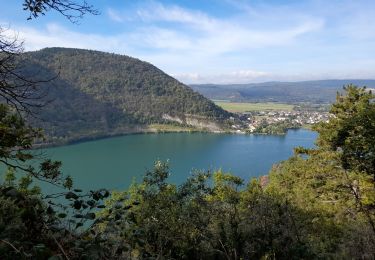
[20,48,231,144]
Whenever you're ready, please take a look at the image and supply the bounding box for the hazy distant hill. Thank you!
[20,48,230,143]
[191,80,375,103]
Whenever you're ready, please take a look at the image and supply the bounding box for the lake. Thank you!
[29,129,317,191]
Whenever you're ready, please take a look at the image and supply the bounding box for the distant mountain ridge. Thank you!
[191,79,375,103]
[20,47,230,144]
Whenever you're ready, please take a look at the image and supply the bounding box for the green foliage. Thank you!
[4,167,16,186]
[95,161,320,259]
[20,47,231,144]
[0,2,115,259]
[0,186,49,259]
[268,85,375,258]
[315,85,375,177]
[0,98,113,259]
[2,4,372,257]
[0,103,71,187]
[0,104,41,161]
[0,180,111,259]
[253,119,300,135]
[2,36,375,260]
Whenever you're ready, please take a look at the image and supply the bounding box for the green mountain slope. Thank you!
[21,48,230,143]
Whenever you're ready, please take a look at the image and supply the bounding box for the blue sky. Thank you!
[1,0,374,84]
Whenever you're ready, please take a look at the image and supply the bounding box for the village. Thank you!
[230,109,331,135]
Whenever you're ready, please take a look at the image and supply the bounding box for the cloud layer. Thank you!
[2,0,375,83]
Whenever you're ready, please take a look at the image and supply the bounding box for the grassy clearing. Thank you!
[215,102,294,112]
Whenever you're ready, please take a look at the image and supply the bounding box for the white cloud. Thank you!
[132,27,194,50]
[107,8,124,23]
[172,70,271,84]
[229,70,268,78]
[138,3,203,23]
[133,2,324,53]
[100,2,324,54]
[136,2,217,31]
[3,1,375,84]
[172,68,375,85]
[6,20,373,84]
[4,23,129,53]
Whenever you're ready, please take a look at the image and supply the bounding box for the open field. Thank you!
[214,101,294,112]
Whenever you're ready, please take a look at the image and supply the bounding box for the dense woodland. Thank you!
[20,48,231,143]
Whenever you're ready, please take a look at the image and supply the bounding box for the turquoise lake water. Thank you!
[22,129,317,191]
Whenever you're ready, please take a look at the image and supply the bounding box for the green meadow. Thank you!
[214,101,294,112]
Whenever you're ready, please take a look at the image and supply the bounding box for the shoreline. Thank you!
[32,125,313,149]
[33,126,216,149]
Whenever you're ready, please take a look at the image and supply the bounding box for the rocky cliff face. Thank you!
[162,114,223,132]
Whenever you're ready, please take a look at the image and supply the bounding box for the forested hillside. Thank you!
[20,48,230,143]
[192,79,375,103]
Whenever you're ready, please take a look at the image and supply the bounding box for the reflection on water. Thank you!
[1,129,317,191]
